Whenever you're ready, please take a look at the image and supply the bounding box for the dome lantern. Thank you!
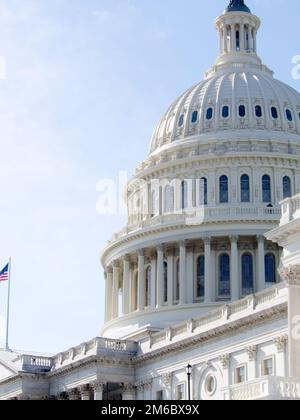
[216,0,260,58]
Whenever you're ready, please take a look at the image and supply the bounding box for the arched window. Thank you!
[191,110,198,124]
[262,175,271,203]
[242,254,254,296]
[255,105,263,118]
[146,266,151,307]
[222,105,230,119]
[178,114,185,127]
[286,109,293,122]
[219,254,230,297]
[175,260,180,302]
[220,175,229,203]
[239,105,246,117]
[200,177,208,205]
[206,107,213,120]
[196,256,205,299]
[271,107,278,119]
[163,262,168,303]
[164,185,174,213]
[241,174,250,203]
[236,30,240,50]
[265,253,276,284]
[181,181,188,210]
[283,176,292,199]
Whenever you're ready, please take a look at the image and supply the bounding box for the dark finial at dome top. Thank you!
[225,0,251,14]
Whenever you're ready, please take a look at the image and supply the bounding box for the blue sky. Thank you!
[0,0,299,354]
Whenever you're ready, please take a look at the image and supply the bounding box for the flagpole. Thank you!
[5,257,11,352]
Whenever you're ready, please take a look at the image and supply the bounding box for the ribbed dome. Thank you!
[150,70,300,154]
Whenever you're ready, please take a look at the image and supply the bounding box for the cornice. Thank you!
[132,303,287,366]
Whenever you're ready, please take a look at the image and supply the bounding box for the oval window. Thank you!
[255,105,262,118]
[239,105,246,118]
[206,108,213,120]
[222,106,230,119]
[178,114,184,127]
[271,107,278,119]
[191,110,198,124]
[286,109,293,122]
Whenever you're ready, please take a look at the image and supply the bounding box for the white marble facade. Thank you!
[1,0,300,400]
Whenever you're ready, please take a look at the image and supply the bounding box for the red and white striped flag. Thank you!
[0,263,9,282]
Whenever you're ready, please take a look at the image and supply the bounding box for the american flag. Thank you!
[0,263,9,282]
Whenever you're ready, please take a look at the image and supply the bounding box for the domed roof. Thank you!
[150,70,300,155]
[225,0,251,14]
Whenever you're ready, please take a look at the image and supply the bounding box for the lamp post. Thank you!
[186,364,192,400]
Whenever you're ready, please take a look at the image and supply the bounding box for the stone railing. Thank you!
[20,355,53,373]
[280,193,300,226]
[223,377,300,400]
[148,284,286,349]
[51,338,138,369]
[108,205,281,244]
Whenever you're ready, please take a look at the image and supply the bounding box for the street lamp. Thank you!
[186,364,192,400]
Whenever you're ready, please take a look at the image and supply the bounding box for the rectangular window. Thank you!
[235,366,246,384]
[262,358,274,376]
[176,384,185,401]
[156,390,164,401]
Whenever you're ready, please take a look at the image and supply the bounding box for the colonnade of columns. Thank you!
[104,236,279,323]
[219,22,257,54]
[55,382,136,401]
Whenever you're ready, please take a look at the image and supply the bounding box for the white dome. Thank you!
[150,70,300,155]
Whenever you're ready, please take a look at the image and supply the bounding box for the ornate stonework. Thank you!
[280,266,300,287]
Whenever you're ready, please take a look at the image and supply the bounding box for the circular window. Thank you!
[205,375,217,396]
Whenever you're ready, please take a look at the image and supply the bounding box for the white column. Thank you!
[230,236,239,301]
[257,235,265,292]
[247,347,258,380]
[122,256,130,315]
[157,245,164,307]
[223,26,228,53]
[179,241,187,305]
[137,250,145,312]
[186,245,194,304]
[240,23,245,51]
[150,254,157,309]
[204,237,213,304]
[248,26,253,51]
[167,249,174,306]
[230,25,236,52]
[112,263,120,319]
[93,383,104,400]
[105,268,113,323]
[122,384,136,401]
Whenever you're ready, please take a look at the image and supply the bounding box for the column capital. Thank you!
[106,266,113,275]
[219,354,230,369]
[156,244,164,253]
[165,247,174,257]
[230,235,239,244]
[257,234,265,243]
[123,255,131,263]
[68,389,80,400]
[92,382,105,392]
[138,249,145,258]
[274,335,288,353]
[203,236,212,246]
[122,383,136,392]
[112,260,120,269]
[247,346,258,362]
[179,240,187,248]
[280,266,300,287]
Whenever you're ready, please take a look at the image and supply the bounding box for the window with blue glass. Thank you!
[242,254,254,296]
[239,105,246,117]
[200,177,208,205]
[262,175,271,203]
[241,174,250,203]
[265,253,276,284]
[181,181,188,209]
[222,105,230,119]
[271,107,278,119]
[220,175,229,203]
[191,110,198,124]
[206,107,213,120]
[196,256,205,298]
[286,109,293,122]
[178,114,185,127]
[163,262,168,303]
[255,105,263,118]
[146,266,151,307]
[219,254,230,297]
[283,176,292,199]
